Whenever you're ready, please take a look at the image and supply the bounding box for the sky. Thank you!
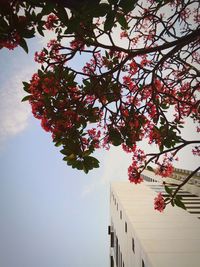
[0,20,199,267]
[0,36,133,267]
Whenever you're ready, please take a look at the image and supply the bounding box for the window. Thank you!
[116,237,118,266]
[117,203,118,210]
[132,238,135,253]
[108,225,111,235]
[110,256,114,267]
[125,222,127,233]
[142,259,146,267]
[120,210,122,219]
[110,232,114,247]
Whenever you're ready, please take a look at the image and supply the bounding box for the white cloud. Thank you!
[0,71,32,143]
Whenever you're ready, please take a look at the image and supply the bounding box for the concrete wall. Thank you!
[110,181,200,267]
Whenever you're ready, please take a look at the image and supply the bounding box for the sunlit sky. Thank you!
[0,25,199,267]
[0,35,134,267]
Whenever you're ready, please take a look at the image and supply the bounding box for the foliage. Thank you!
[0,0,200,211]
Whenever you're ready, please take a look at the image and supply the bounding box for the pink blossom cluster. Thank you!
[45,14,58,30]
[154,193,165,212]
[34,50,46,63]
[0,31,20,50]
[70,39,85,50]
[155,155,175,178]
[192,146,200,156]
[128,164,143,184]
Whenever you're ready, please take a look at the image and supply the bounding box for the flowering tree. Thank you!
[0,0,200,211]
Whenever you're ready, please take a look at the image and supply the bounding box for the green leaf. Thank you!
[83,150,92,156]
[174,198,186,210]
[161,103,169,109]
[159,144,164,152]
[55,141,62,147]
[75,161,84,170]
[116,13,128,29]
[92,3,110,17]
[119,0,136,13]
[84,156,100,168]
[176,195,182,200]
[147,166,154,172]
[67,154,76,160]
[125,138,133,147]
[83,165,89,174]
[109,128,123,146]
[0,18,9,31]
[21,95,31,102]
[56,5,68,25]
[64,17,80,34]
[37,25,44,36]
[19,38,28,53]
[164,186,173,196]
[104,12,115,32]
[60,149,68,155]
[22,28,35,39]
[38,69,43,77]
[108,0,118,4]
[41,3,55,15]
[22,81,30,93]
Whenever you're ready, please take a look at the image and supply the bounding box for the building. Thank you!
[109,169,200,267]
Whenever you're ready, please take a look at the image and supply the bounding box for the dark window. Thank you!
[142,259,145,267]
[110,256,114,267]
[132,238,135,253]
[110,232,114,247]
[123,262,124,267]
[108,225,111,235]
[120,210,122,219]
[116,237,118,266]
[125,222,127,233]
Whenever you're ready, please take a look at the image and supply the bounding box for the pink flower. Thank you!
[129,60,138,75]
[120,31,128,39]
[34,50,46,63]
[148,126,162,146]
[192,146,200,156]
[155,162,174,177]
[45,14,58,30]
[70,39,85,50]
[154,193,165,212]
[122,144,136,153]
[41,117,52,132]
[0,31,20,50]
[30,100,44,119]
[128,165,143,184]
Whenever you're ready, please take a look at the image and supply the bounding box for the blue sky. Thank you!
[0,29,199,267]
[0,36,133,267]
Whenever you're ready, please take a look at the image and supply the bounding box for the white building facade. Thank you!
[109,170,200,267]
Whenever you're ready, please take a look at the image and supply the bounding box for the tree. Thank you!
[0,0,199,211]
